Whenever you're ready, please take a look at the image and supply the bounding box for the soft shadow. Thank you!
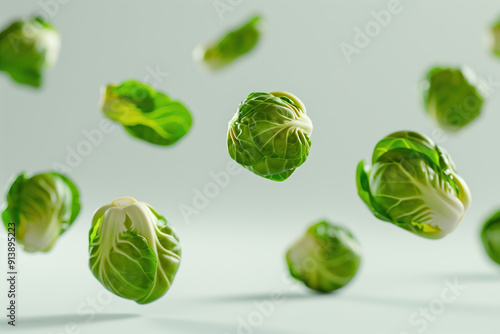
[342,295,500,314]
[20,313,141,329]
[438,272,499,283]
[197,290,335,303]
[409,271,499,284]
[149,317,298,334]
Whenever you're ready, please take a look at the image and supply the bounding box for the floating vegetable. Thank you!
[489,18,500,57]
[194,15,262,70]
[101,80,192,146]
[1,172,80,252]
[88,197,181,304]
[481,210,500,265]
[421,67,485,131]
[227,91,313,181]
[0,17,60,87]
[286,221,361,293]
[356,131,471,239]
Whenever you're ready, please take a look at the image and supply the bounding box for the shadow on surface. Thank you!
[437,272,499,283]
[149,317,298,334]
[342,294,500,314]
[20,313,140,329]
[198,290,335,303]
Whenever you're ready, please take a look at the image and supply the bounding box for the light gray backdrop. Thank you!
[1,0,500,333]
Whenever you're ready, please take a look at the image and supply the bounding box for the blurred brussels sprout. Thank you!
[357,131,471,239]
[101,80,192,146]
[489,18,500,57]
[194,15,262,70]
[481,210,500,265]
[89,197,181,304]
[1,172,80,252]
[421,67,485,131]
[286,221,361,293]
[0,17,60,87]
[227,91,312,181]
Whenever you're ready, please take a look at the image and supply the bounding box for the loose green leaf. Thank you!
[0,17,60,87]
[286,221,362,293]
[89,197,181,304]
[356,131,471,239]
[421,67,485,131]
[1,172,80,252]
[481,210,500,265]
[227,91,312,181]
[101,80,192,146]
[195,15,262,70]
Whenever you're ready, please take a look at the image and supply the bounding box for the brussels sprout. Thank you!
[286,221,361,293]
[227,91,312,181]
[1,172,80,252]
[480,210,500,265]
[101,80,193,146]
[489,18,500,57]
[0,17,60,87]
[88,197,181,304]
[194,15,262,70]
[421,67,485,131]
[356,131,471,239]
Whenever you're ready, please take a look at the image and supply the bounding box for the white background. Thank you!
[1,0,500,333]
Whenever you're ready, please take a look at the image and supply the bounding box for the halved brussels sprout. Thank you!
[286,221,361,293]
[227,91,312,181]
[101,80,192,146]
[1,172,80,252]
[88,197,181,304]
[357,131,471,239]
[421,67,485,131]
[481,210,500,265]
[0,17,60,87]
[194,15,262,70]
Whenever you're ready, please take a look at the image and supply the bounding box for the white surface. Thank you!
[1,0,500,333]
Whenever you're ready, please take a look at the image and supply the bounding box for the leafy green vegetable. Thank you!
[286,221,361,293]
[101,80,192,146]
[0,17,60,87]
[195,15,262,70]
[89,197,181,304]
[489,18,500,57]
[227,91,312,181]
[357,131,471,239]
[481,210,500,265]
[421,67,485,131]
[1,172,80,252]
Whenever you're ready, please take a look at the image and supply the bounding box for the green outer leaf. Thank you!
[481,210,500,265]
[355,160,392,223]
[372,131,459,195]
[90,230,157,301]
[286,221,361,293]
[421,66,485,131]
[124,102,192,146]
[49,172,81,233]
[0,17,59,87]
[1,171,81,252]
[136,223,181,304]
[135,204,181,304]
[101,80,192,146]
[372,131,437,165]
[199,15,262,70]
